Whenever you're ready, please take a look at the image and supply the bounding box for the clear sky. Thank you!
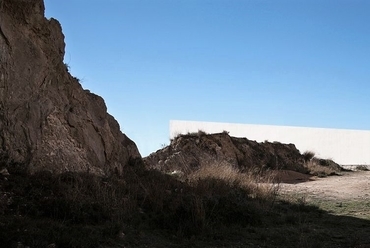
[44,0,370,157]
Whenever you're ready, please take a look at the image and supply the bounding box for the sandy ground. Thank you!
[279,171,370,201]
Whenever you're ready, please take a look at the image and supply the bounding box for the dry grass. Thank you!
[304,158,339,177]
[186,129,208,137]
[301,151,342,177]
[302,151,315,162]
[355,165,369,171]
[0,161,280,247]
[186,161,279,203]
[2,161,368,247]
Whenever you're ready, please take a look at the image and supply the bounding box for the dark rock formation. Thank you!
[0,0,141,175]
[144,131,308,174]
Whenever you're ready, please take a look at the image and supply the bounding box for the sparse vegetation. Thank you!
[64,62,71,72]
[186,129,207,137]
[1,161,369,247]
[3,1,370,247]
[197,129,207,136]
[355,165,369,171]
[186,161,279,201]
[304,157,341,177]
[303,151,315,162]
[0,162,275,247]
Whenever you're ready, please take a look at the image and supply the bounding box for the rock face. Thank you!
[144,131,307,174]
[0,0,141,175]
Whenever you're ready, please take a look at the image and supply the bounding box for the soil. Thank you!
[279,170,370,201]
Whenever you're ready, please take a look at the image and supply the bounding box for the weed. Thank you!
[186,129,208,137]
[1,162,370,247]
[355,165,369,171]
[64,62,70,72]
[303,151,315,162]
[304,158,339,177]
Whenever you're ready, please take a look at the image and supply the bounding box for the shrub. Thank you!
[0,160,281,246]
[304,158,339,177]
[186,161,279,205]
[303,151,315,162]
[355,165,369,171]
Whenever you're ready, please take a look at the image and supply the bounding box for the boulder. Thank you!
[0,0,141,175]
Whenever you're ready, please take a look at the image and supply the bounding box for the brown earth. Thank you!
[0,0,141,175]
[272,169,314,184]
[145,131,310,174]
[280,171,370,201]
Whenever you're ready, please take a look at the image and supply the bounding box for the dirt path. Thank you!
[279,171,370,201]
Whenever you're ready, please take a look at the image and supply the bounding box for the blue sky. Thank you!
[44,0,370,156]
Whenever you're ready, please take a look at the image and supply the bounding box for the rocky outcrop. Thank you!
[144,131,308,174]
[0,0,141,175]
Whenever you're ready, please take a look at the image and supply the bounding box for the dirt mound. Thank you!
[144,131,309,175]
[0,0,141,175]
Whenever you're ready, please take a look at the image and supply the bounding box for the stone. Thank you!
[0,0,141,175]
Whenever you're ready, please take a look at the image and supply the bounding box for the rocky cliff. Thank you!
[0,0,141,175]
[144,131,308,174]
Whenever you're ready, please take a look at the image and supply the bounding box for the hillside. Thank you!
[0,1,368,248]
[0,0,141,175]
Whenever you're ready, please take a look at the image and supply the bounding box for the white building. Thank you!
[170,120,370,166]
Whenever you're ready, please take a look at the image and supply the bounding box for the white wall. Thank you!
[170,120,370,166]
